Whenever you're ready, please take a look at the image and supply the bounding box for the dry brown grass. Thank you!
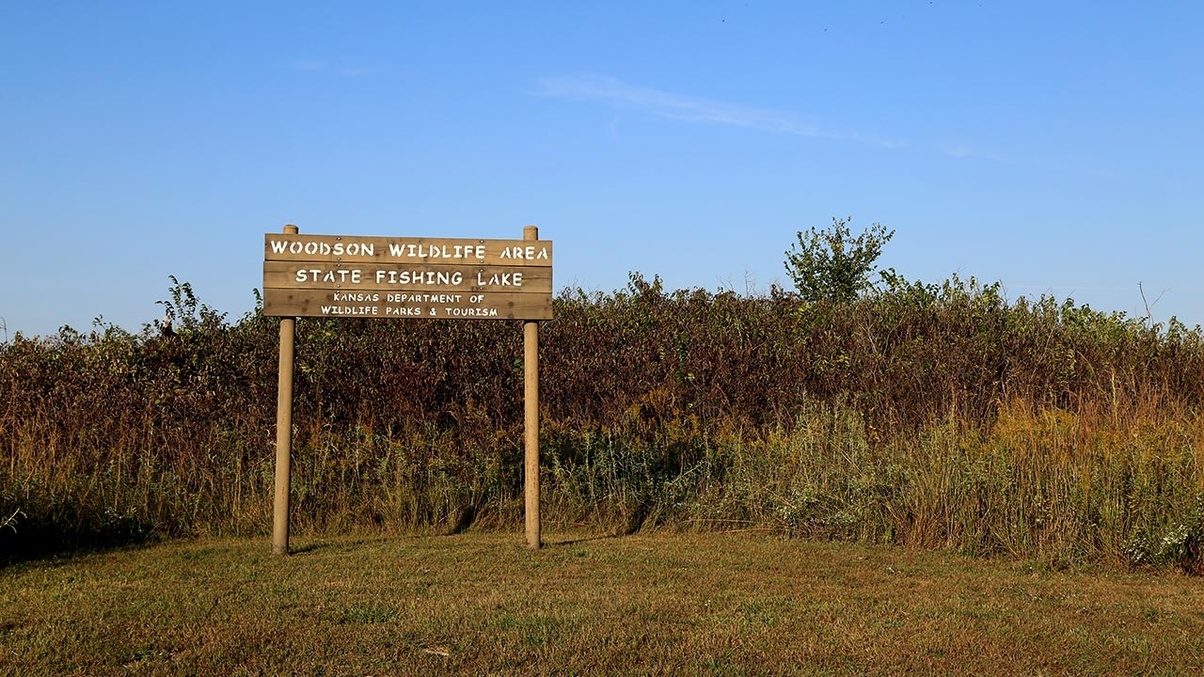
[5,277,1204,569]
[3,532,1204,675]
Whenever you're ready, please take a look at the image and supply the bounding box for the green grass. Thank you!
[3,532,1204,675]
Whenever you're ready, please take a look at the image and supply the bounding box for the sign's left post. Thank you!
[272,224,299,555]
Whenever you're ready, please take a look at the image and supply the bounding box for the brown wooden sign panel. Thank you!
[263,289,553,320]
[263,232,554,320]
[263,261,552,294]
[265,234,552,267]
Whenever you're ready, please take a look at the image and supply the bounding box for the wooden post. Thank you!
[523,225,542,549]
[272,224,299,555]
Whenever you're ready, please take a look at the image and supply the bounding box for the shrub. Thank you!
[2,274,1203,571]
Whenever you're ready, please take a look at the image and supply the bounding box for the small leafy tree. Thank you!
[784,217,894,303]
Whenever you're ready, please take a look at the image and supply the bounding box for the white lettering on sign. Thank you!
[374,270,465,286]
[475,271,523,287]
[318,305,379,316]
[271,240,376,257]
[386,293,462,303]
[267,236,550,268]
[333,292,379,302]
[499,245,549,260]
[296,268,363,284]
[387,243,487,260]
[446,307,500,317]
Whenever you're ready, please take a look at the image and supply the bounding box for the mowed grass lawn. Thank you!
[2,532,1203,676]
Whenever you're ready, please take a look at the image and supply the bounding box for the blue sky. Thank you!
[2,1,1202,338]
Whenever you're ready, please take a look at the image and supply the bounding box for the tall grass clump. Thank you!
[3,273,1204,571]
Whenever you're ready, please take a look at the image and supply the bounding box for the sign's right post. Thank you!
[523,225,542,549]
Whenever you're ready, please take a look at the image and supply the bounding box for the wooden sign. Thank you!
[268,226,549,556]
[263,234,554,320]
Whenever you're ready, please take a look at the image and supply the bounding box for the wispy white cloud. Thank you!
[944,143,1119,179]
[535,74,905,148]
[944,144,1012,163]
[536,75,1125,180]
[291,60,326,72]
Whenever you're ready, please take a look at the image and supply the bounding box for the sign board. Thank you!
[263,234,554,320]
[267,225,550,555]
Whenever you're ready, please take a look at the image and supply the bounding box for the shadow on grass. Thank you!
[0,506,160,568]
[0,527,161,569]
[288,542,326,555]
[544,533,625,547]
